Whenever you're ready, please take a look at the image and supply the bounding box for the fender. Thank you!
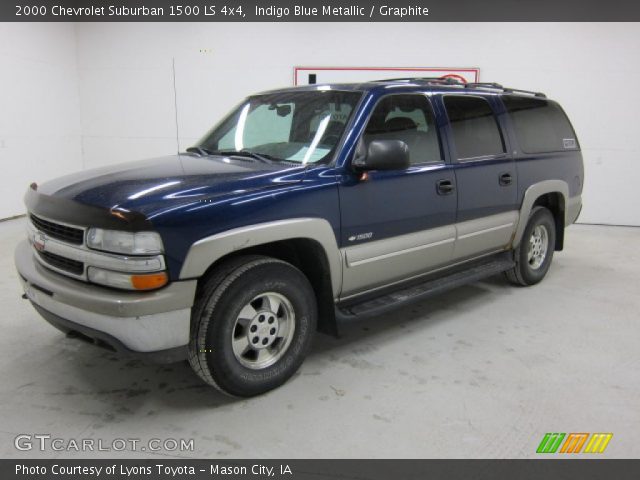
[179,218,343,297]
[512,179,569,248]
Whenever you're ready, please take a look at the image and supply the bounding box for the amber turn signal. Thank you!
[130,272,168,290]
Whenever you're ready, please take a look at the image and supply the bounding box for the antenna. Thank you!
[172,57,181,154]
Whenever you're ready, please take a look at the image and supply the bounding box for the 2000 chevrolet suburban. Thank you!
[15,78,583,396]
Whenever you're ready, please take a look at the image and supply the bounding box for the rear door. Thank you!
[440,94,519,260]
[338,93,457,298]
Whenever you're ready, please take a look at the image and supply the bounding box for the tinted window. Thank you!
[364,94,442,164]
[444,96,505,159]
[503,96,578,154]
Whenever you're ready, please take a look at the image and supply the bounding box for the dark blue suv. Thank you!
[15,78,583,396]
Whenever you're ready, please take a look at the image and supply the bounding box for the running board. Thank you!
[336,253,515,320]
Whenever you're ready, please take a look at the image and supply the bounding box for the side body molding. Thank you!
[512,179,569,248]
[179,218,343,297]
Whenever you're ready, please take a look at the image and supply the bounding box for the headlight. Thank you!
[86,228,163,255]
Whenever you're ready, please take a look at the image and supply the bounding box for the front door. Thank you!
[338,93,457,298]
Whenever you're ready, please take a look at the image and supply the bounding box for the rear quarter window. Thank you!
[502,96,578,154]
[443,95,505,160]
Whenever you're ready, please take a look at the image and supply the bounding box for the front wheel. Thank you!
[188,256,317,397]
[506,206,556,286]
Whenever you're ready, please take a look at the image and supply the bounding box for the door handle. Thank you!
[499,173,513,186]
[436,179,455,195]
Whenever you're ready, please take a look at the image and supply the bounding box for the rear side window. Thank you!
[503,96,578,154]
[444,96,505,160]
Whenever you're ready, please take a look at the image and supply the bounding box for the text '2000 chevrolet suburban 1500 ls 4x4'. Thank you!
[15,78,583,396]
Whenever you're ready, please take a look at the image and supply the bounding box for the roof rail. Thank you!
[465,82,547,98]
[503,87,547,98]
[374,77,464,85]
[371,77,547,97]
[465,82,504,89]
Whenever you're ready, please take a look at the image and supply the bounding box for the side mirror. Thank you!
[352,139,410,171]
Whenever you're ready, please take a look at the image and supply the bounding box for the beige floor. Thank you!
[0,218,638,459]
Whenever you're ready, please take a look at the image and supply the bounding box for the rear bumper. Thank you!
[15,240,197,361]
[566,194,582,225]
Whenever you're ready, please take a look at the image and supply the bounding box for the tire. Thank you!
[188,255,317,397]
[505,206,556,286]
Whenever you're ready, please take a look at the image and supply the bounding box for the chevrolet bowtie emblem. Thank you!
[33,232,46,252]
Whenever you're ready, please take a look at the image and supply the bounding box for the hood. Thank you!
[37,154,305,216]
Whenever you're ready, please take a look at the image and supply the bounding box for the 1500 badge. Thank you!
[348,232,373,242]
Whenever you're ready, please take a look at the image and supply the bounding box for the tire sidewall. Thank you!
[518,208,556,285]
[202,261,316,396]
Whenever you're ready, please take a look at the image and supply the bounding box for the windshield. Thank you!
[196,90,362,164]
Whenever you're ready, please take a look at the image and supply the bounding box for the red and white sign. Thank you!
[294,67,480,86]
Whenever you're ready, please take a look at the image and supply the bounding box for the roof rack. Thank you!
[372,77,547,98]
[465,82,504,89]
[374,77,464,85]
[464,82,547,98]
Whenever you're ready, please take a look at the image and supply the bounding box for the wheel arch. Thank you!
[513,180,569,251]
[179,219,342,336]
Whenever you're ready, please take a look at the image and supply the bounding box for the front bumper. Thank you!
[15,240,197,362]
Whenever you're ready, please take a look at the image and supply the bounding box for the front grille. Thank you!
[30,214,84,245]
[37,250,84,276]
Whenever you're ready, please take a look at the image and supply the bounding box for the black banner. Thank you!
[3,459,640,480]
[3,0,640,22]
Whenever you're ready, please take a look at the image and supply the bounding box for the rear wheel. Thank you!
[506,206,556,286]
[188,256,317,397]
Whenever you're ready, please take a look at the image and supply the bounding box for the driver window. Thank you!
[364,95,442,164]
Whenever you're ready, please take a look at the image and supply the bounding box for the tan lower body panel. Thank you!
[341,211,517,298]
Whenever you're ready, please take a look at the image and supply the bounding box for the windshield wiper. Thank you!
[185,146,216,156]
[186,147,283,164]
[211,150,278,163]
